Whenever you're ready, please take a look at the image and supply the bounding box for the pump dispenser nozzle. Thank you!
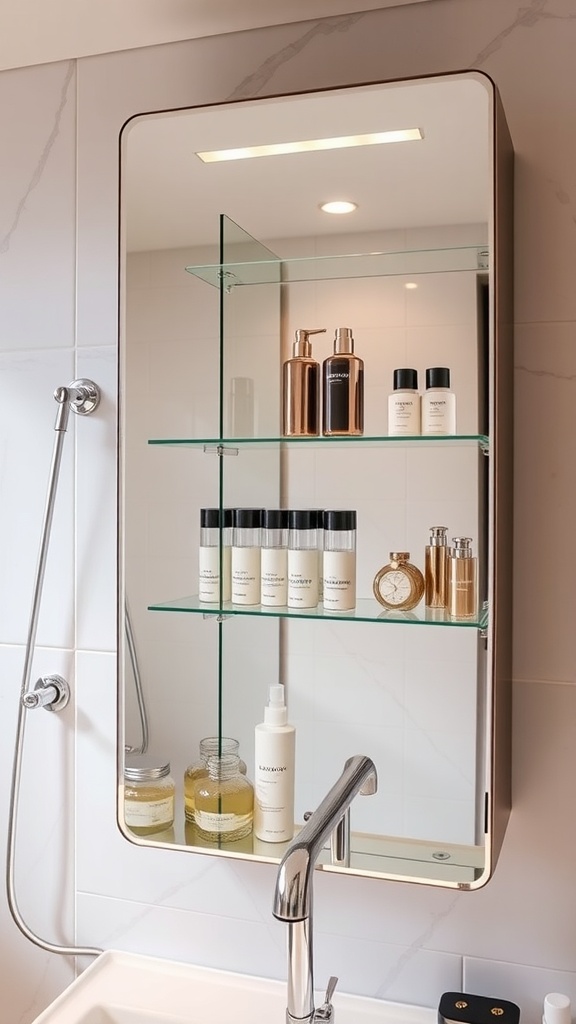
[293,328,326,357]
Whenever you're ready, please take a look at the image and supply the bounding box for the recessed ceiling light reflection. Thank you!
[405,282,418,290]
[320,201,358,215]
[196,128,423,163]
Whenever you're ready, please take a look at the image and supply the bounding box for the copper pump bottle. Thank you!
[282,328,325,436]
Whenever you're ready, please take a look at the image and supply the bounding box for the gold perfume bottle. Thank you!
[425,526,448,609]
[447,537,477,620]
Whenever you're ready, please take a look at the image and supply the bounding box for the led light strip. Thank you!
[196,128,423,163]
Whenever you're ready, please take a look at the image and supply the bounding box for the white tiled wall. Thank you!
[2,3,576,1023]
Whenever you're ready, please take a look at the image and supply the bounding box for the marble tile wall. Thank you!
[1,2,576,1022]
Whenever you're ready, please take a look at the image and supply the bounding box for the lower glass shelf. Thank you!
[148,595,488,629]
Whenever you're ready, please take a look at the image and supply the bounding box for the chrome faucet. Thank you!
[273,755,378,1024]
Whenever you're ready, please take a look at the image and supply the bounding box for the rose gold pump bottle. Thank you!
[447,536,477,620]
[282,328,325,436]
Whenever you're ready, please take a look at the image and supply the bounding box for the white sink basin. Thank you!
[30,950,436,1024]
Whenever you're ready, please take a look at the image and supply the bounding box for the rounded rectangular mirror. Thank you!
[118,70,513,888]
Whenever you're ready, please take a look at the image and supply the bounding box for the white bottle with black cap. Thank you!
[287,510,319,608]
[261,509,289,607]
[198,507,233,602]
[323,510,357,611]
[231,508,264,605]
[422,366,456,435]
[388,368,421,435]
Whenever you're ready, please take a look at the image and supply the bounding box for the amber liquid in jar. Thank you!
[124,755,175,836]
[184,737,246,823]
[194,754,253,842]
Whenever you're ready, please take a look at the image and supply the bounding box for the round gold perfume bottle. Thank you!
[373,552,425,611]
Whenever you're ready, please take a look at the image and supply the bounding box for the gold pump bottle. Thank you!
[425,526,448,609]
[282,328,325,436]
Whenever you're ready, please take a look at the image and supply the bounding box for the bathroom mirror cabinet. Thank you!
[118,71,513,888]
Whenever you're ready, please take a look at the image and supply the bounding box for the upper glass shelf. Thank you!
[148,434,489,451]
[185,244,489,289]
[148,595,488,630]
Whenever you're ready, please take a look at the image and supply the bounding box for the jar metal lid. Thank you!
[124,754,171,782]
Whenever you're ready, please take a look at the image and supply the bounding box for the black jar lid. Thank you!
[234,508,264,528]
[262,509,289,529]
[200,508,234,529]
[288,509,320,531]
[425,366,451,389]
[323,510,357,531]
[393,368,418,391]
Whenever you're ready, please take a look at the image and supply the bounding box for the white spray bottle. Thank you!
[254,684,295,843]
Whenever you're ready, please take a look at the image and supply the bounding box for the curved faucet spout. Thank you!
[272,754,377,1024]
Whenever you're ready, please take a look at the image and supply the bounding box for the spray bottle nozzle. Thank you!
[265,684,288,725]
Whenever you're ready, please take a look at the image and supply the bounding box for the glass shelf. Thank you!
[185,244,489,289]
[148,595,488,630]
[148,433,490,452]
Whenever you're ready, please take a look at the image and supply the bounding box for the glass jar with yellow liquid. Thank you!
[194,754,254,842]
[124,755,175,836]
[184,736,246,823]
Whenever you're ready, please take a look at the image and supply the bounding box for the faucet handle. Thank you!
[315,976,338,1023]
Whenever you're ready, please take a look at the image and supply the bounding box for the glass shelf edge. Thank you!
[148,597,488,629]
[148,434,489,450]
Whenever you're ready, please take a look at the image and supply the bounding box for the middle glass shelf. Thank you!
[148,434,490,451]
[148,595,489,629]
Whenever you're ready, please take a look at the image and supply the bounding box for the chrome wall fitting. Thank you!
[64,378,101,415]
[21,675,70,713]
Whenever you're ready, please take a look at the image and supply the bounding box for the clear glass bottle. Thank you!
[124,754,175,836]
[447,537,477,620]
[287,509,319,608]
[322,509,357,611]
[198,507,233,602]
[184,736,247,823]
[261,509,289,606]
[231,508,264,605]
[194,754,254,842]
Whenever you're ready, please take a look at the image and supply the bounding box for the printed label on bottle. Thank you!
[287,549,318,607]
[195,810,251,834]
[261,548,287,606]
[388,394,421,435]
[323,550,356,610]
[198,546,231,602]
[231,546,261,604]
[422,393,456,435]
[124,796,174,828]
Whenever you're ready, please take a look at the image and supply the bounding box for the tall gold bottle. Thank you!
[282,328,325,436]
[425,526,448,608]
[447,537,477,620]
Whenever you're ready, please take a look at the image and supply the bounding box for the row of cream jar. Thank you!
[199,507,357,611]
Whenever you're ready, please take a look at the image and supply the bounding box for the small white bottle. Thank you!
[421,366,456,435]
[287,510,319,608]
[231,508,263,605]
[254,683,295,843]
[261,509,288,606]
[198,507,232,602]
[388,368,421,435]
[322,510,357,611]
